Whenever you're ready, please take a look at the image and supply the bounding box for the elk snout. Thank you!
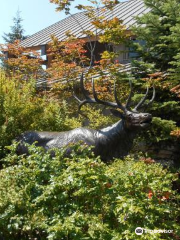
[140,113,152,127]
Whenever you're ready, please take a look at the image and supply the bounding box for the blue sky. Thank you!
[0,0,90,44]
[0,0,126,44]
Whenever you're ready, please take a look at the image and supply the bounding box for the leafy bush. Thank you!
[79,105,115,129]
[0,71,81,156]
[0,143,179,240]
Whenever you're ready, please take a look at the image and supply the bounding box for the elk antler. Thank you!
[74,73,155,113]
[125,78,133,109]
[73,73,97,111]
[92,78,126,112]
[74,73,127,113]
[143,85,156,109]
[133,84,155,111]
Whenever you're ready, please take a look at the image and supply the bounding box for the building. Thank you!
[21,0,150,69]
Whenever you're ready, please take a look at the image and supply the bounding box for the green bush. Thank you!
[0,71,81,156]
[0,143,179,240]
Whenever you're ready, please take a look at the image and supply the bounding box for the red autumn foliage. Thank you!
[0,40,43,80]
[140,157,155,164]
[148,190,153,199]
[47,35,89,82]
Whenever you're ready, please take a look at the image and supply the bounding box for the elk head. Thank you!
[74,74,155,130]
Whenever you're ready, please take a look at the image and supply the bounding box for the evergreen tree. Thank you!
[130,0,180,161]
[2,10,27,43]
[131,0,180,72]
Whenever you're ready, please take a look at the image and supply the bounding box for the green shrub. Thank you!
[0,71,81,156]
[0,143,179,240]
[79,105,115,129]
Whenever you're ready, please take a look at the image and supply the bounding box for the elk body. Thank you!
[17,74,155,162]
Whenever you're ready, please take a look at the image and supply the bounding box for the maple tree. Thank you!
[47,0,131,105]
[0,40,43,80]
[47,34,88,83]
[49,0,129,67]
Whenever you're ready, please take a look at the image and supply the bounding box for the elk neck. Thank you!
[99,119,137,140]
[95,119,138,151]
[94,119,138,161]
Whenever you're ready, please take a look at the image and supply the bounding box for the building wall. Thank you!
[113,44,130,64]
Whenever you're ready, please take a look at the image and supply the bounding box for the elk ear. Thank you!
[110,109,124,119]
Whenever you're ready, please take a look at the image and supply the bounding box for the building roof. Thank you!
[21,0,149,48]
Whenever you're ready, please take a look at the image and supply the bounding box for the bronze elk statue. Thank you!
[16,74,155,161]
